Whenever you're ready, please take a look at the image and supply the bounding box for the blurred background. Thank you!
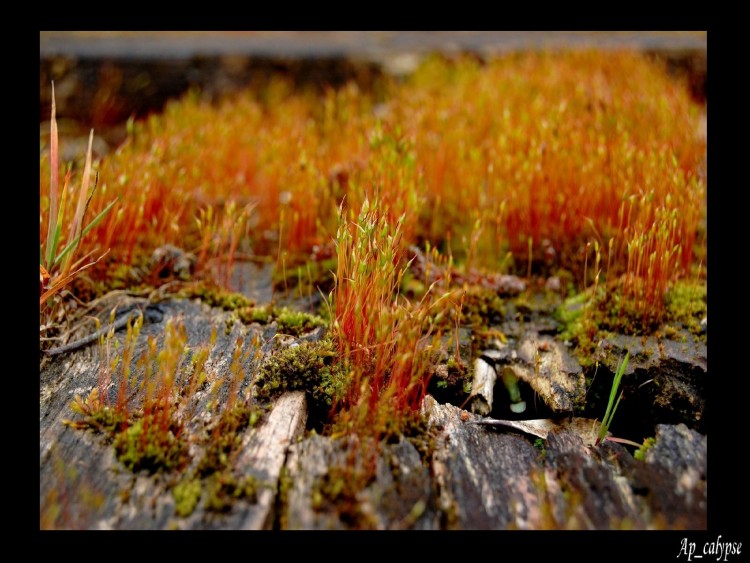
[40,31,706,158]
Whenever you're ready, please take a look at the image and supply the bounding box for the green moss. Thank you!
[274,307,327,336]
[179,282,256,312]
[64,403,126,434]
[554,291,599,366]
[242,304,272,324]
[197,405,261,476]
[555,278,707,367]
[203,472,258,513]
[172,478,202,518]
[180,282,325,336]
[665,280,707,337]
[460,287,506,327]
[113,413,188,473]
[254,337,343,410]
[533,437,547,457]
[427,356,473,405]
[311,465,375,528]
[634,436,657,461]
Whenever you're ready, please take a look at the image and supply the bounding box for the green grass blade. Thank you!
[53,198,117,267]
[597,351,629,444]
[44,82,59,269]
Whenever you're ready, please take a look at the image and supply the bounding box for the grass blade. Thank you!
[63,129,95,275]
[596,351,629,445]
[52,198,117,268]
[44,82,59,269]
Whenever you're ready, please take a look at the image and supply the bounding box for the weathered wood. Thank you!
[40,293,707,530]
[467,415,601,446]
[467,357,497,416]
[421,395,707,529]
[423,395,545,529]
[283,434,439,530]
[595,333,707,431]
[496,331,585,413]
[236,392,307,530]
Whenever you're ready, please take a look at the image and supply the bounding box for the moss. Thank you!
[311,465,376,528]
[460,287,506,327]
[533,437,547,458]
[427,357,473,405]
[665,280,707,337]
[64,401,126,434]
[179,282,256,312]
[241,304,272,325]
[180,282,325,336]
[634,436,657,462]
[172,478,202,518]
[113,413,188,473]
[254,337,342,411]
[555,278,706,369]
[274,307,327,336]
[277,466,293,529]
[554,291,600,367]
[197,405,261,476]
[203,472,258,513]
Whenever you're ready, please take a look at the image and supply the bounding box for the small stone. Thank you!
[545,276,561,292]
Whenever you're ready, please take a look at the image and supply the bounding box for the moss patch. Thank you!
[113,412,188,473]
[254,337,344,412]
[203,472,258,513]
[172,478,202,518]
[180,282,325,336]
[664,280,707,338]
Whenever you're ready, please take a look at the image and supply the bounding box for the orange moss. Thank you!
[41,50,705,321]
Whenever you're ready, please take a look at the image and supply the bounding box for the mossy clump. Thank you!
[180,282,325,336]
[311,464,376,528]
[556,277,707,365]
[254,337,344,411]
[665,280,706,337]
[64,390,127,433]
[180,282,256,312]
[203,472,258,513]
[271,306,327,337]
[113,413,188,473]
[554,291,600,366]
[459,287,506,328]
[172,478,202,518]
[427,356,473,404]
[197,405,261,477]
